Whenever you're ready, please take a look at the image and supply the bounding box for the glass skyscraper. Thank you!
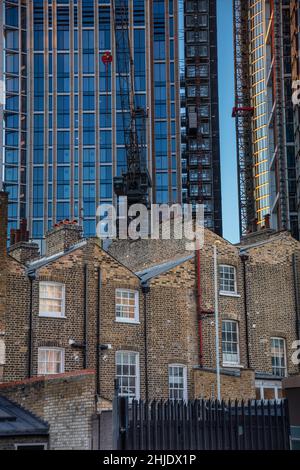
[1,0,182,242]
[234,0,298,238]
[265,0,298,238]
[291,0,300,237]
[249,0,270,229]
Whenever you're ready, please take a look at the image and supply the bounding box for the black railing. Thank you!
[114,397,290,450]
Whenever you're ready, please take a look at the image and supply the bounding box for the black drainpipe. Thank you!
[83,264,88,369]
[142,281,150,401]
[240,253,251,369]
[27,270,36,378]
[96,267,101,396]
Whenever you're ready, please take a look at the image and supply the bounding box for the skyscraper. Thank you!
[0,0,182,243]
[265,0,298,239]
[180,0,222,236]
[233,0,298,239]
[291,0,300,236]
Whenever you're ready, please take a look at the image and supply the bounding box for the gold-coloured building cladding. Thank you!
[233,0,298,239]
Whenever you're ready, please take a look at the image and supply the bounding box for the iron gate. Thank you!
[114,396,290,450]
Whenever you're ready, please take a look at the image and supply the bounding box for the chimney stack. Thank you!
[8,219,40,265]
[45,220,83,257]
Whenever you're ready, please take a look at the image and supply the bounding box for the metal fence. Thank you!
[114,397,290,450]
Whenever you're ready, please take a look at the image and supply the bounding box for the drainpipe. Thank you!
[141,281,150,401]
[83,264,88,369]
[96,267,101,396]
[27,270,36,378]
[196,247,203,367]
[240,253,251,369]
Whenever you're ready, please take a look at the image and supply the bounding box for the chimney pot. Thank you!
[264,214,270,229]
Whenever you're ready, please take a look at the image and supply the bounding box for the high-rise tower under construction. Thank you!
[233,0,298,239]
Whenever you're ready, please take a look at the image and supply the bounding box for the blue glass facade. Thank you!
[1,0,28,237]
[1,0,182,242]
[153,0,179,204]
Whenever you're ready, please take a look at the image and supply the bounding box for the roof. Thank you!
[238,231,293,251]
[136,254,194,283]
[26,239,87,274]
[0,396,49,437]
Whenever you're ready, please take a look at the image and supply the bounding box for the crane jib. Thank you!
[111,0,152,207]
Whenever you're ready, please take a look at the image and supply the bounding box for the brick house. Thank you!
[1,190,300,404]
[109,222,300,400]
[0,370,96,450]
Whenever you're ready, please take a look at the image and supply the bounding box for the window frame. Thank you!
[219,265,238,296]
[39,281,66,318]
[222,320,240,367]
[255,380,283,401]
[14,443,48,450]
[271,337,287,378]
[115,351,140,401]
[37,347,65,376]
[168,364,188,401]
[115,289,139,324]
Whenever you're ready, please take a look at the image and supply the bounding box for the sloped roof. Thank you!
[136,254,194,283]
[26,240,87,274]
[0,396,49,437]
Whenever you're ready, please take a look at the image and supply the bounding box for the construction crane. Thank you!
[111,0,151,208]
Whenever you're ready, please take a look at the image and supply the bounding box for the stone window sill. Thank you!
[219,292,241,298]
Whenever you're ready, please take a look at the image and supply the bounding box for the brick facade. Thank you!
[45,222,83,257]
[0,436,49,451]
[194,368,255,401]
[0,370,96,450]
[242,233,300,376]
[1,195,300,402]
[0,192,8,381]
[8,241,40,265]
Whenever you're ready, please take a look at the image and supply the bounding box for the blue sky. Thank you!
[217,0,239,243]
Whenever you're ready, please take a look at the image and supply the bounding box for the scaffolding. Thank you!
[272,0,288,231]
[232,0,255,236]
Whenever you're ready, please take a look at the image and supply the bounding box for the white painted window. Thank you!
[255,380,283,400]
[168,365,188,401]
[115,289,139,323]
[38,348,64,375]
[219,265,237,295]
[271,337,287,377]
[222,320,240,366]
[116,351,140,400]
[39,282,65,318]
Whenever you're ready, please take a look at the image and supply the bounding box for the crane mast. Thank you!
[112,0,151,207]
